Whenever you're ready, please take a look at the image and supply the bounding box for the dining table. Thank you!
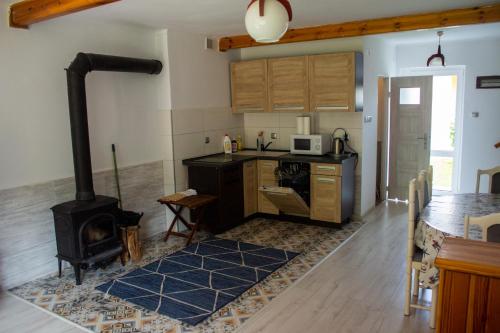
[416,193,500,289]
[420,193,500,239]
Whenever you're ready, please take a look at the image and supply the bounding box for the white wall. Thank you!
[165,30,243,191]
[0,9,168,191]
[361,37,396,214]
[395,37,500,193]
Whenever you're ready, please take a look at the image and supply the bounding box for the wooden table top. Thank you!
[435,237,500,278]
[158,194,217,209]
[420,193,500,238]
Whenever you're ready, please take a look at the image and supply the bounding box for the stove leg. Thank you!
[74,264,82,285]
[58,258,62,278]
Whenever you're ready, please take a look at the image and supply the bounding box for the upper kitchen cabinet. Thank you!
[309,52,363,113]
[268,56,309,112]
[231,59,268,113]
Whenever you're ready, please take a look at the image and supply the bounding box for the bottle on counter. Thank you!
[231,140,238,153]
[224,134,232,154]
[236,135,243,151]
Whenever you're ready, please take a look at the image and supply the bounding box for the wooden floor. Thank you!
[0,202,433,333]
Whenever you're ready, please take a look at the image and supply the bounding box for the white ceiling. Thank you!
[12,0,496,37]
[382,22,500,44]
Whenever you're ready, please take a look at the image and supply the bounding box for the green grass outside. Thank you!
[430,156,454,190]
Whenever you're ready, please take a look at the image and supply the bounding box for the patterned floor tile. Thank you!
[10,218,364,332]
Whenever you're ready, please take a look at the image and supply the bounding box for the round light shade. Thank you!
[245,0,290,43]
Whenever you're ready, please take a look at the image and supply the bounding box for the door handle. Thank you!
[417,134,428,150]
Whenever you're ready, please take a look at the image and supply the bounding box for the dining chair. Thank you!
[427,165,433,200]
[464,212,500,243]
[405,178,438,328]
[417,171,429,212]
[405,179,422,313]
[475,166,500,194]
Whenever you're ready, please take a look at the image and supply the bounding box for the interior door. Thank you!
[388,76,433,200]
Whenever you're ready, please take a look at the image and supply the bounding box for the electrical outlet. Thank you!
[270,132,279,140]
[205,137,210,144]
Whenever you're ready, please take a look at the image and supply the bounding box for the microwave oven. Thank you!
[290,134,331,156]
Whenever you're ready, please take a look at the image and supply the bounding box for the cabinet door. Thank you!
[309,53,355,112]
[243,160,258,217]
[310,175,341,223]
[268,56,309,112]
[231,60,268,113]
[258,160,279,215]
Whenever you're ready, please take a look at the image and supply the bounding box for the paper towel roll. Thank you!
[303,117,311,135]
[296,116,304,135]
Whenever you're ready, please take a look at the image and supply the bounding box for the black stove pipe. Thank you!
[66,53,162,201]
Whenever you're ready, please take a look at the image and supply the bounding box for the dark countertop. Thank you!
[182,150,356,167]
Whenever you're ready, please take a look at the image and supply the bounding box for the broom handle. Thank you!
[112,144,123,209]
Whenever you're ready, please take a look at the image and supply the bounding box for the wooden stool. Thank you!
[158,194,217,245]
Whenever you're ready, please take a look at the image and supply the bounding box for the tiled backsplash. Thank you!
[172,107,244,191]
[244,112,362,167]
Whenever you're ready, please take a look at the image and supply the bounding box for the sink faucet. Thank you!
[261,142,273,151]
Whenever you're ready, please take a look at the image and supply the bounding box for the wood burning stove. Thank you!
[52,196,123,285]
[52,53,162,285]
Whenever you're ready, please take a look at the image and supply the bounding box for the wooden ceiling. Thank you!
[219,4,500,51]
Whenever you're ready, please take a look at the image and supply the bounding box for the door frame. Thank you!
[399,66,465,192]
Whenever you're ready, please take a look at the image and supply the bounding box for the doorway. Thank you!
[398,66,465,193]
[380,67,465,200]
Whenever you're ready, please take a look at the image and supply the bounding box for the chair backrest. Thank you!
[427,165,433,201]
[476,166,500,194]
[408,179,420,260]
[464,212,500,243]
[417,171,428,212]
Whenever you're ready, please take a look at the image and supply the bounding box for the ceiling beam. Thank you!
[9,0,120,29]
[219,4,500,51]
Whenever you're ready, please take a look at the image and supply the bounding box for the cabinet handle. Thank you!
[317,177,336,183]
[238,107,264,112]
[317,165,336,171]
[316,106,349,111]
[273,105,305,111]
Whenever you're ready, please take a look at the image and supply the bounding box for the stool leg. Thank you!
[186,206,206,246]
[164,206,184,241]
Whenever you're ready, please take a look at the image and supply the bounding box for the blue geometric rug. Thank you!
[96,238,299,325]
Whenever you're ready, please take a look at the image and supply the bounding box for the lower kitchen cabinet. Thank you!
[243,160,258,217]
[257,160,279,215]
[187,164,244,233]
[310,175,341,222]
[310,161,355,223]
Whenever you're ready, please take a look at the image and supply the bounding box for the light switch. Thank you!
[471,112,479,118]
[271,133,279,140]
[364,116,373,123]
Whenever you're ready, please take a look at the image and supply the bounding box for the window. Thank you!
[400,88,421,105]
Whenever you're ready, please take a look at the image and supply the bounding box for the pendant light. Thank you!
[245,0,293,43]
[427,31,446,67]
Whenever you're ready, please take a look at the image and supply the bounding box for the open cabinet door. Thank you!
[388,76,433,200]
[260,186,310,217]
